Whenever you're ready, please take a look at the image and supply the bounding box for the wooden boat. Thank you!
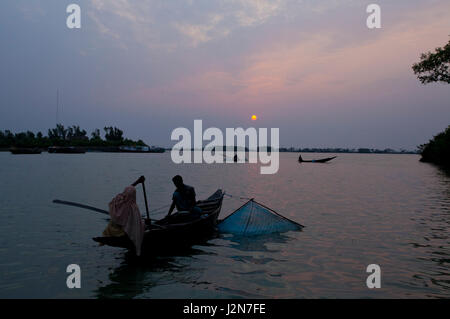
[93,189,224,253]
[48,146,86,154]
[298,155,337,163]
[10,147,42,154]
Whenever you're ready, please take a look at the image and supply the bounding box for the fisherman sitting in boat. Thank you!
[167,175,202,219]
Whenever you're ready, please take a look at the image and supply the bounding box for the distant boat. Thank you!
[48,146,86,154]
[10,147,42,155]
[298,155,337,163]
[118,146,165,153]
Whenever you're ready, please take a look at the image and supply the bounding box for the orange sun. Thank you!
[251,115,258,121]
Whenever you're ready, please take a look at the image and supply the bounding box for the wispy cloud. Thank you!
[174,14,227,47]
[17,0,47,21]
[88,0,161,50]
[88,0,288,48]
[130,1,450,113]
[231,0,285,27]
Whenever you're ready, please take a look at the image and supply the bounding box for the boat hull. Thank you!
[299,156,337,163]
[93,190,224,254]
[48,146,86,154]
[10,148,42,154]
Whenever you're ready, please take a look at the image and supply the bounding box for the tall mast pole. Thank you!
[56,88,59,125]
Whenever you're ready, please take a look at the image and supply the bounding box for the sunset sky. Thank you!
[1,0,449,149]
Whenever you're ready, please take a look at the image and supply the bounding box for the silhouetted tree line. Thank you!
[0,125,147,148]
[419,126,450,167]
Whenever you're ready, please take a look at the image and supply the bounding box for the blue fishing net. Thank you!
[218,200,303,236]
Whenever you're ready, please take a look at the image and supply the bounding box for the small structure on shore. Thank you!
[118,146,165,153]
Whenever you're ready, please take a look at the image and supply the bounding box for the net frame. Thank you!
[218,199,304,235]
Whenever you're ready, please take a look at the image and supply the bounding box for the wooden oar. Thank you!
[54,178,151,220]
[141,181,150,221]
[53,199,109,215]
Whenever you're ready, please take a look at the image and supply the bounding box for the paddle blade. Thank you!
[53,199,109,215]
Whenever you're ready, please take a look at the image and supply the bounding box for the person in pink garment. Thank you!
[106,176,146,255]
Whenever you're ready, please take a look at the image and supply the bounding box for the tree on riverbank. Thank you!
[412,39,450,84]
[0,125,148,148]
[418,126,450,167]
[413,39,450,166]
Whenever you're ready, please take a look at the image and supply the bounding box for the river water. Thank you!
[0,152,449,298]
